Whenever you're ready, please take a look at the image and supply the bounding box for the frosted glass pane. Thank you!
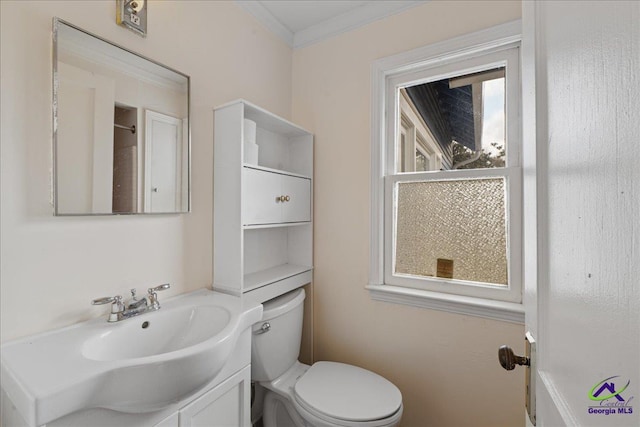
[395,178,508,286]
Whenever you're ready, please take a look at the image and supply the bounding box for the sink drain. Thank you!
[141,321,150,329]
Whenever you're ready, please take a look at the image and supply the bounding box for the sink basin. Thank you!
[82,305,230,361]
[0,289,263,426]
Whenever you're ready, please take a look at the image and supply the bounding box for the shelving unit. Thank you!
[213,100,313,303]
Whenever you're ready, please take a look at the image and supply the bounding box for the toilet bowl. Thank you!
[252,288,403,427]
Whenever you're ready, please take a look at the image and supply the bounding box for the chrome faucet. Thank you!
[127,288,147,309]
[92,284,171,322]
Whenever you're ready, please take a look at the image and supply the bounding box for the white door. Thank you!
[517,2,640,426]
[144,110,183,212]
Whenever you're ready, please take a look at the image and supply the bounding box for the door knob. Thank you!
[498,345,530,371]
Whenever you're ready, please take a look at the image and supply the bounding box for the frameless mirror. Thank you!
[53,18,190,215]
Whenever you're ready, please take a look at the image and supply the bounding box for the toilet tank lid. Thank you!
[294,361,402,422]
[261,288,305,321]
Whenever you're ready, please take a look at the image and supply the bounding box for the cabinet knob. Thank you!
[284,195,290,202]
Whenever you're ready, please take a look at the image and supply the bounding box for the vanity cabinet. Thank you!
[154,413,179,427]
[179,366,250,426]
[30,367,251,427]
[1,323,256,427]
[214,100,313,303]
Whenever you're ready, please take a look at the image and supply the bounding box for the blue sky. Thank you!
[481,77,505,156]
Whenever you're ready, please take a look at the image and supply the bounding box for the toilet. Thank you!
[252,288,403,427]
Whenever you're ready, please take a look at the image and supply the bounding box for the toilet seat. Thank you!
[292,362,403,427]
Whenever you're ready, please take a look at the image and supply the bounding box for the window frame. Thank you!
[368,21,524,323]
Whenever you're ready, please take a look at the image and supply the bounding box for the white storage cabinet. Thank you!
[214,100,313,303]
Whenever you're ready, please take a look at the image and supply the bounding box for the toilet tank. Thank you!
[251,288,305,382]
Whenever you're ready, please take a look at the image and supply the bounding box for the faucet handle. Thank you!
[92,295,122,305]
[148,283,170,292]
[147,284,170,310]
[91,295,124,322]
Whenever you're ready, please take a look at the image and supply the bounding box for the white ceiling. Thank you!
[236,1,426,49]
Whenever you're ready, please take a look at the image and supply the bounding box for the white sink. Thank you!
[82,305,230,361]
[0,289,262,426]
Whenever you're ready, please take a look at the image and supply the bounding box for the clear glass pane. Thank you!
[398,67,506,172]
[415,150,427,172]
[394,178,508,286]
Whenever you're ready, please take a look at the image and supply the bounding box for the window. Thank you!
[369,23,523,322]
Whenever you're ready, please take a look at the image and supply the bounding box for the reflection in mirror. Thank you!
[53,18,190,215]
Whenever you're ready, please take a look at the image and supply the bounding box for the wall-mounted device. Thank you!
[116,0,147,37]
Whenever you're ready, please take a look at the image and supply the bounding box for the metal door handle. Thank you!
[499,334,536,425]
[498,345,530,371]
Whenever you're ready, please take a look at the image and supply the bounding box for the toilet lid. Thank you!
[294,361,402,422]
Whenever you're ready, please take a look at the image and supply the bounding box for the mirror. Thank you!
[53,18,190,215]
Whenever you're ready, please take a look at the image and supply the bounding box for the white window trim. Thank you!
[368,20,524,324]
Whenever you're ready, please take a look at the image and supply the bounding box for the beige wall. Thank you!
[0,0,291,342]
[291,1,525,426]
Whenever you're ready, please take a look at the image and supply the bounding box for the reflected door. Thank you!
[144,110,183,212]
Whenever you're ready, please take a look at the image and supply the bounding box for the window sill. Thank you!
[366,284,524,324]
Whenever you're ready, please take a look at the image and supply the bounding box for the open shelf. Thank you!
[244,264,313,293]
[243,164,311,180]
[243,222,309,230]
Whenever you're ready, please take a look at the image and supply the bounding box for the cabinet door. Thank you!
[242,168,281,225]
[281,175,311,223]
[179,366,251,427]
[155,412,179,427]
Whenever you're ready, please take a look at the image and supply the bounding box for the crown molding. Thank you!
[236,1,426,50]
[294,1,425,49]
[235,0,294,47]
